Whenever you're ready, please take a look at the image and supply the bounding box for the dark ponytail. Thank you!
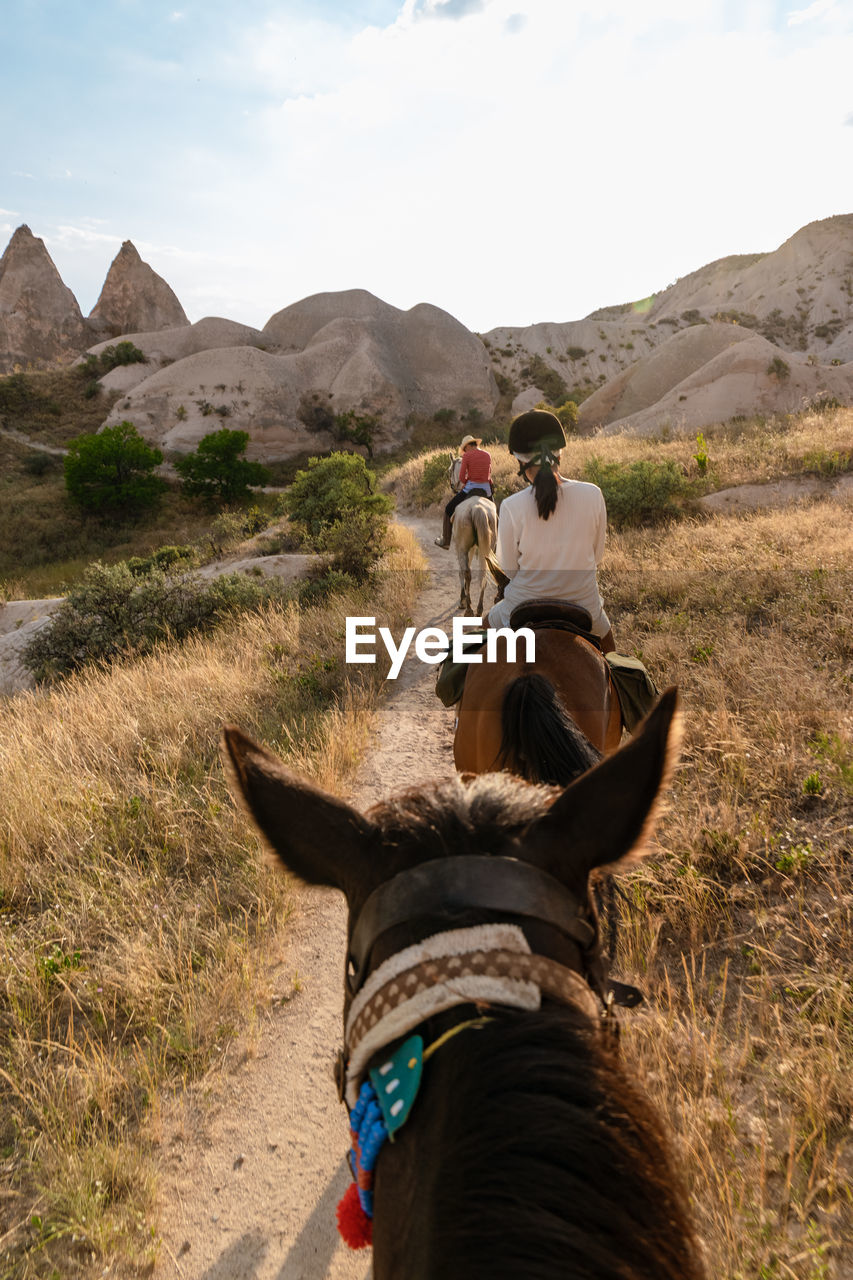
[527,446,560,519]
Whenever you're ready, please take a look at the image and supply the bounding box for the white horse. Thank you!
[451,494,498,616]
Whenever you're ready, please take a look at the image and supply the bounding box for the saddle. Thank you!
[509,598,601,650]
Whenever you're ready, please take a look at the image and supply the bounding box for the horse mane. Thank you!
[418,1005,704,1280]
[368,770,554,858]
[498,672,602,787]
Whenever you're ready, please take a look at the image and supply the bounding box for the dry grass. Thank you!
[0,430,227,599]
[601,499,852,1279]
[0,368,121,448]
[386,408,853,1276]
[383,404,853,516]
[0,525,424,1278]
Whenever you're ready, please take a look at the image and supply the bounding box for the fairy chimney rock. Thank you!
[88,240,189,338]
[0,224,90,371]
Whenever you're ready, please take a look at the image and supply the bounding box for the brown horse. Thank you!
[221,690,705,1280]
[454,624,623,785]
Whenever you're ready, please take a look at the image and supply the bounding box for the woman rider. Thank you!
[435,434,493,549]
[483,409,615,654]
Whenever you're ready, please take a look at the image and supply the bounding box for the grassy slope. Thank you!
[2,386,851,1277]
[0,528,424,1278]
[0,367,297,599]
[609,500,852,1280]
[386,407,853,1279]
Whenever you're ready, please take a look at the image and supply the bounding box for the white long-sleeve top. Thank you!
[488,477,611,637]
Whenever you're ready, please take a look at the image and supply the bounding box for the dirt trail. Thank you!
[152,517,482,1280]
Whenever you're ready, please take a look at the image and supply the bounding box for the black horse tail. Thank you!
[498,673,601,786]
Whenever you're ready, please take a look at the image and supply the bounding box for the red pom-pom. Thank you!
[336,1182,373,1249]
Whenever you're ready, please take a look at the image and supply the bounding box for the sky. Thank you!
[2,0,852,334]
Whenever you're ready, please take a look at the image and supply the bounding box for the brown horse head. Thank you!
[220,689,705,1279]
[222,688,680,982]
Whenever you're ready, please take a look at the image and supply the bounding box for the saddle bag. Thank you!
[434,631,488,707]
[605,653,660,733]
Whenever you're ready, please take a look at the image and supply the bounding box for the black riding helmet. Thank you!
[508,409,567,470]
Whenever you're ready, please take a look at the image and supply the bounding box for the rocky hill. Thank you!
[0,227,190,373]
[485,214,853,433]
[102,289,499,459]
[0,226,90,372]
[2,214,852,446]
[87,240,189,339]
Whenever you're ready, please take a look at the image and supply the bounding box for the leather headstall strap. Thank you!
[346,855,595,998]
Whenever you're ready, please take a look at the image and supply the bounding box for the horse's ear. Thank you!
[523,687,683,882]
[221,726,376,897]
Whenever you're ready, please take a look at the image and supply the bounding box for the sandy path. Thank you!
[152,518,483,1280]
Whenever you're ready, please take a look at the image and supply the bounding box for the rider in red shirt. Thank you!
[435,434,493,548]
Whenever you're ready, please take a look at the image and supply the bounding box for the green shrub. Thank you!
[64,421,166,515]
[534,399,578,432]
[566,346,587,361]
[286,453,392,537]
[81,341,147,378]
[174,429,271,502]
[766,356,790,381]
[126,544,198,577]
[582,457,687,526]
[417,452,455,506]
[22,560,288,683]
[519,354,568,406]
[22,452,58,477]
[319,507,389,581]
[333,409,380,458]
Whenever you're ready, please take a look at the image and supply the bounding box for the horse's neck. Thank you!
[371,1008,591,1278]
[368,1007,702,1280]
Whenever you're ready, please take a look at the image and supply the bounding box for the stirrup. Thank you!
[434,537,450,549]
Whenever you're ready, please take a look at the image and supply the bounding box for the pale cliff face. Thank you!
[102,291,500,461]
[0,225,90,372]
[88,240,189,338]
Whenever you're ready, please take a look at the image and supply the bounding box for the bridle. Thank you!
[336,853,642,1105]
[346,854,597,999]
[334,852,643,1244]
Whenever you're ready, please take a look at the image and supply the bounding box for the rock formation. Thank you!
[87,240,189,338]
[598,335,853,436]
[3,213,851,442]
[577,323,756,429]
[486,213,853,434]
[0,225,90,372]
[102,290,499,459]
[88,316,265,393]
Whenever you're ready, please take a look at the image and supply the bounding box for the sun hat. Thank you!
[459,434,482,450]
[507,409,566,463]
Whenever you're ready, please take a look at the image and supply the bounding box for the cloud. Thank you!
[418,0,486,17]
[24,0,853,330]
[0,208,20,217]
[787,0,836,25]
[222,0,853,328]
[399,0,486,19]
